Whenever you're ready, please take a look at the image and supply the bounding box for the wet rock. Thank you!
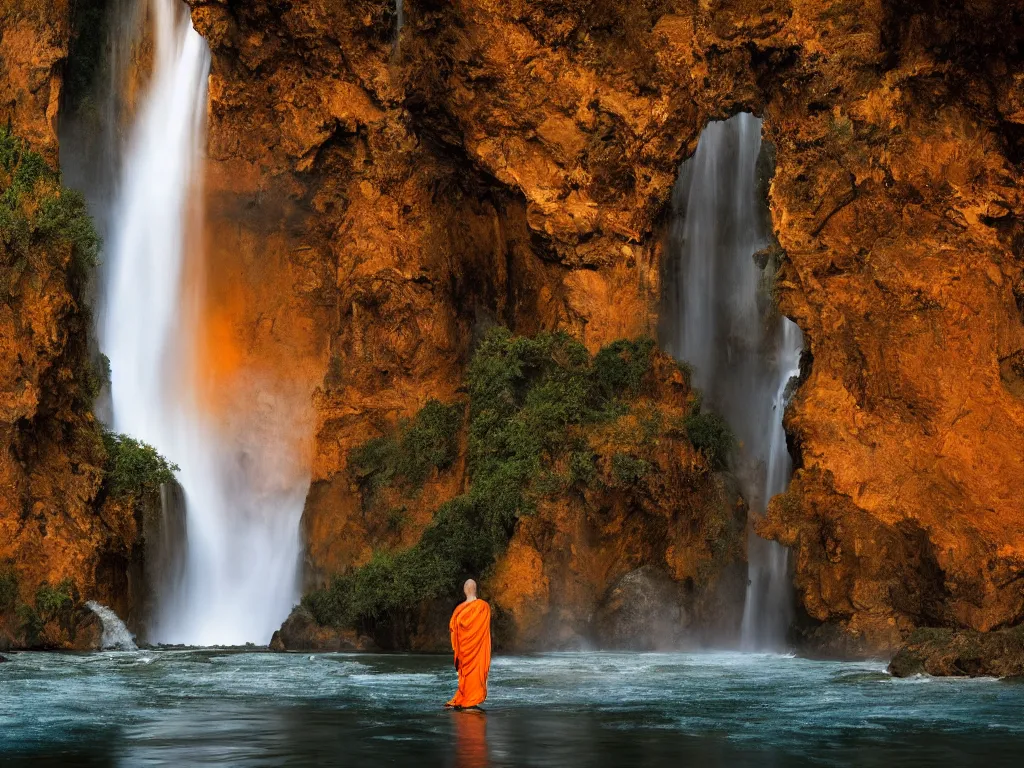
[593,567,685,651]
[70,609,103,652]
[889,627,1024,678]
[270,607,377,653]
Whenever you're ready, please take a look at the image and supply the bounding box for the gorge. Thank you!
[0,0,1022,669]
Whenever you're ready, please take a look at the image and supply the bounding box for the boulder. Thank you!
[270,607,377,652]
[889,627,1024,678]
[592,566,685,650]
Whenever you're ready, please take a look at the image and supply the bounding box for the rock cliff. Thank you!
[0,4,171,649]
[1,0,1022,656]
[188,0,1024,655]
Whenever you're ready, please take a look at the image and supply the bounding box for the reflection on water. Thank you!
[2,651,1024,766]
[453,710,489,768]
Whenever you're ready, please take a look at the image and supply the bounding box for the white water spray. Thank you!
[102,0,306,646]
[664,113,803,650]
[85,601,138,651]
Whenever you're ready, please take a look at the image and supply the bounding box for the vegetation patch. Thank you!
[0,567,17,612]
[14,579,79,648]
[304,329,657,629]
[610,452,652,486]
[101,430,179,498]
[349,399,463,507]
[682,397,735,470]
[0,128,99,289]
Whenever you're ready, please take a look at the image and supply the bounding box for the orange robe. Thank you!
[447,599,491,708]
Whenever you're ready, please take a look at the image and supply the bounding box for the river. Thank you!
[2,651,1021,766]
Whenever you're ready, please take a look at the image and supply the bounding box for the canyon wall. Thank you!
[1,0,1021,654]
[190,0,1024,654]
[0,1,164,650]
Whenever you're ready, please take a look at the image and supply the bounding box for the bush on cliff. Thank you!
[683,399,735,470]
[101,430,179,498]
[0,128,99,285]
[349,399,463,507]
[0,567,17,612]
[304,329,657,629]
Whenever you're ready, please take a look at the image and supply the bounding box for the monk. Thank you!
[445,579,491,710]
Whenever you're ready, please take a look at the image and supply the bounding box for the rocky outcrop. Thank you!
[890,627,1024,678]
[749,2,1024,654]
[489,356,747,650]
[270,606,377,652]
[187,0,1024,657]
[0,3,164,650]
[2,0,1020,657]
[0,0,71,163]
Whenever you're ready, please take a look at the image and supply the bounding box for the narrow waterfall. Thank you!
[85,602,138,651]
[101,0,306,646]
[663,113,803,650]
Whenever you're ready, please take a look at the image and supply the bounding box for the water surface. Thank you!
[2,651,1021,766]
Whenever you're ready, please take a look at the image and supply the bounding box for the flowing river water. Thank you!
[2,651,1023,766]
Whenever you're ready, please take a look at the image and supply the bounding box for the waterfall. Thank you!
[101,0,306,646]
[85,601,138,651]
[663,113,803,650]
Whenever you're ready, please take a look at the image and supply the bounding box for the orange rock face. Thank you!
[190,0,1024,654]
[4,0,1023,654]
[0,1,71,163]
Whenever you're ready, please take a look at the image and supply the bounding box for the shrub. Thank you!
[101,430,179,497]
[610,452,652,486]
[0,568,17,612]
[568,448,596,486]
[35,579,76,622]
[591,337,655,401]
[84,352,111,402]
[0,128,100,281]
[350,399,463,506]
[684,406,735,471]
[305,329,657,628]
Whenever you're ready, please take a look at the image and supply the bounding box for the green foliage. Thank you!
[0,567,17,612]
[610,452,651,486]
[101,430,179,498]
[350,399,463,505]
[0,128,100,285]
[567,448,596,486]
[591,337,655,402]
[683,404,735,471]
[35,579,75,622]
[16,604,44,647]
[305,329,658,629]
[84,352,111,402]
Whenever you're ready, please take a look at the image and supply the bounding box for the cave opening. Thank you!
[660,112,802,651]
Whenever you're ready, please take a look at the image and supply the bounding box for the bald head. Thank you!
[463,579,477,600]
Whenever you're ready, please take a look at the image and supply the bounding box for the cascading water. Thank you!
[101,0,306,646]
[85,602,138,651]
[663,113,803,650]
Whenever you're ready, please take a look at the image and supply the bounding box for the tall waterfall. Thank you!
[101,0,305,646]
[663,113,803,650]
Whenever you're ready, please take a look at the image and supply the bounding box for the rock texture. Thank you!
[890,627,1024,678]
[0,2,155,649]
[4,0,1023,657]
[269,606,377,653]
[0,0,71,163]
[185,0,1024,656]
